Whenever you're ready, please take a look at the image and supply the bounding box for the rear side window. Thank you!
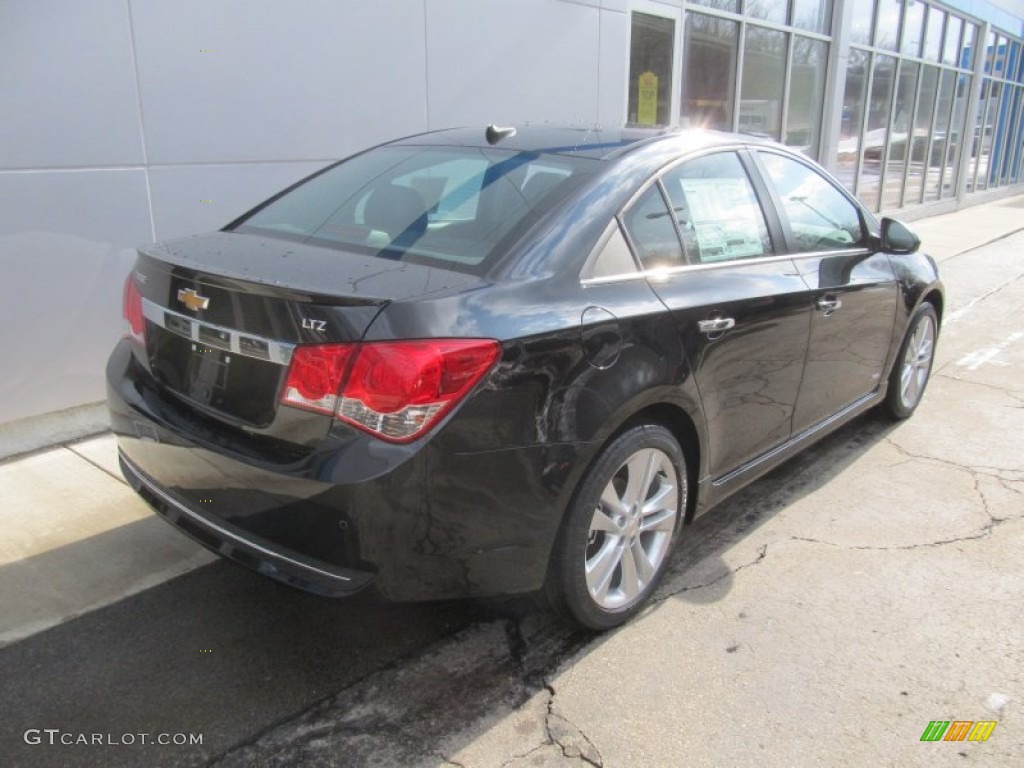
[620,185,685,270]
[231,146,597,273]
[757,152,865,252]
[661,152,772,264]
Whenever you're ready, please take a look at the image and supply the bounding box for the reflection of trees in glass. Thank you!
[946,74,971,193]
[873,0,902,51]
[688,0,739,12]
[904,65,938,205]
[682,13,738,130]
[740,27,787,139]
[925,69,955,201]
[786,37,827,156]
[837,49,868,192]
[745,0,787,25]
[883,60,919,209]
[850,0,875,45]
[857,54,895,211]
[791,0,832,34]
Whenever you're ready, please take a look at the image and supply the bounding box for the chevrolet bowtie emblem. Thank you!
[177,287,210,312]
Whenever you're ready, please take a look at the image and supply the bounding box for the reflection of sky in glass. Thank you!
[901,0,924,57]
[873,0,902,51]
[849,0,875,45]
[943,16,963,67]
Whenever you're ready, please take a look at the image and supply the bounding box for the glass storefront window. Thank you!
[786,37,828,157]
[850,0,875,46]
[972,79,996,191]
[992,82,1016,184]
[682,12,738,130]
[746,0,787,26]
[925,68,955,202]
[962,24,977,70]
[740,27,788,140]
[903,64,938,205]
[942,16,963,67]
[874,0,902,52]
[689,0,740,13]
[923,8,944,62]
[628,12,676,126]
[984,31,997,74]
[859,53,896,211]
[882,59,919,210]
[791,0,832,35]
[1009,42,1022,82]
[944,73,971,198]
[993,36,1007,78]
[837,48,869,193]
[901,0,925,57]
[1007,86,1024,184]
[997,86,1022,183]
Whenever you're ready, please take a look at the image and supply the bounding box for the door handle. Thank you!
[698,317,736,334]
[816,296,842,315]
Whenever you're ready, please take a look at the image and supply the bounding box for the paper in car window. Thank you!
[678,178,765,262]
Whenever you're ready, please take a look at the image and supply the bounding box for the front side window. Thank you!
[232,146,597,274]
[661,152,772,263]
[758,152,865,252]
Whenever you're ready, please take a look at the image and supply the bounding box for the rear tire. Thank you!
[545,425,687,630]
[884,302,938,420]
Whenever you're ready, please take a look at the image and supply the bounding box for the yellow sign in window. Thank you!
[637,71,659,126]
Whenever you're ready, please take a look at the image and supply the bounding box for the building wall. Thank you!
[1,0,1021,426]
[0,0,628,425]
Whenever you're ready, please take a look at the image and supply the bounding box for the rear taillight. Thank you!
[123,274,145,343]
[281,344,355,416]
[281,339,500,442]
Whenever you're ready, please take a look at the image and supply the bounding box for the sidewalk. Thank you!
[0,193,1022,656]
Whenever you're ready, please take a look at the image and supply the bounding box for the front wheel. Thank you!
[884,302,938,420]
[545,425,687,630]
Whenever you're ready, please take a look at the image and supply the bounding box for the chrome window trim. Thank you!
[581,247,871,286]
[141,297,295,366]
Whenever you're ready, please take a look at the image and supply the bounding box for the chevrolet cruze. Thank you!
[107,126,943,629]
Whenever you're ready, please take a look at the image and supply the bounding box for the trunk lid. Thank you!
[132,231,483,430]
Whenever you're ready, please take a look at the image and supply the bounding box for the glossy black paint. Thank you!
[107,127,944,602]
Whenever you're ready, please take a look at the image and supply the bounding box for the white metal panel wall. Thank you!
[0,1,149,424]
[0,0,626,425]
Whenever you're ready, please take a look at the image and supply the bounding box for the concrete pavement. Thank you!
[0,194,1022,765]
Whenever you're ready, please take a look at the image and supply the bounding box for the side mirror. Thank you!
[880,217,921,255]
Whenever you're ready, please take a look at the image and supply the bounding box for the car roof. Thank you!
[389,125,773,160]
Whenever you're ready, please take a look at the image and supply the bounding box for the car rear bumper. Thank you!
[106,339,572,601]
[119,451,375,597]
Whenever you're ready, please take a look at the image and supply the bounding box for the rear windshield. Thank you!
[230,145,598,273]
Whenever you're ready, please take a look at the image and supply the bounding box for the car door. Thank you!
[620,150,812,480]
[751,150,899,433]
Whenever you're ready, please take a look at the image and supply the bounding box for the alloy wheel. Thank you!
[899,313,935,410]
[584,448,680,610]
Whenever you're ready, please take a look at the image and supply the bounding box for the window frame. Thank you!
[748,148,875,257]
[580,144,879,287]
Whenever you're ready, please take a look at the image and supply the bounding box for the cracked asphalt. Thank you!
[1,203,1021,767]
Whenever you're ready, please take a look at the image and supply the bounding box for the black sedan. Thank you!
[107,125,943,629]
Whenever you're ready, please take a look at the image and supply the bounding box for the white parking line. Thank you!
[956,330,1024,371]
